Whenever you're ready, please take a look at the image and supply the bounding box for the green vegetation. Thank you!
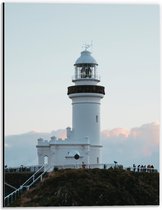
[12,168,159,206]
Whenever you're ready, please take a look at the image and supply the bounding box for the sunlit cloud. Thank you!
[101,122,159,169]
[129,122,160,145]
[58,130,67,139]
[102,128,129,138]
[51,129,67,140]
[102,122,159,145]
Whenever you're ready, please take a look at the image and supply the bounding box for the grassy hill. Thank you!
[12,168,159,206]
[5,172,34,196]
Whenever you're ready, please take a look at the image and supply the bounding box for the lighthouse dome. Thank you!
[74,50,98,66]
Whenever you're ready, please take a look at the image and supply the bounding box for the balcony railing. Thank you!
[67,85,105,95]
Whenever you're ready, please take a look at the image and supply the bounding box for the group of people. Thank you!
[133,164,154,172]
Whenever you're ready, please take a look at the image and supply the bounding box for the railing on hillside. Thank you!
[5,165,42,173]
[5,182,17,191]
[54,163,115,170]
[53,163,157,173]
[5,163,157,173]
[4,164,51,207]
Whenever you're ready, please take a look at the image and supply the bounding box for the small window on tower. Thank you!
[96,115,98,123]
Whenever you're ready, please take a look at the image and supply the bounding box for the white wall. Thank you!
[70,93,104,146]
[37,142,103,166]
[37,144,90,167]
[89,146,102,164]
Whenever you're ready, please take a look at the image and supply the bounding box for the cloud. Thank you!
[51,129,67,139]
[4,123,159,170]
[129,122,159,145]
[102,122,159,144]
[101,122,159,169]
[102,128,129,138]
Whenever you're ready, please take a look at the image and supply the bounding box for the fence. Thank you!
[53,163,157,173]
[4,164,51,207]
[5,163,157,173]
[4,165,43,173]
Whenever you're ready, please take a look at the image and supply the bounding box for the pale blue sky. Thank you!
[5,3,160,135]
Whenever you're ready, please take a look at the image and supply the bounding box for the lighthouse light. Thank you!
[74,65,98,80]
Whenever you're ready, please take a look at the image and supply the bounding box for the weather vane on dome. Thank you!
[82,41,93,51]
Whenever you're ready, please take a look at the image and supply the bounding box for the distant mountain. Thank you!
[4,123,159,170]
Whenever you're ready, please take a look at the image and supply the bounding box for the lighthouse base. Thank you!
[36,132,102,169]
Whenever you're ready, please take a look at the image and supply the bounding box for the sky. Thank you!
[5,3,160,135]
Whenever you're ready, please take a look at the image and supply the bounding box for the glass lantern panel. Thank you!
[75,65,98,80]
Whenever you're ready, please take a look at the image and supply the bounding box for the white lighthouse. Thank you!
[68,47,105,164]
[37,47,105,167]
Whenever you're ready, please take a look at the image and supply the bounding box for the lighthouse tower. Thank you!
[67,47,105,164]
[37,46,105,168]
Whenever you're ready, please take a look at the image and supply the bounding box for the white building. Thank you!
[36,48,105,168]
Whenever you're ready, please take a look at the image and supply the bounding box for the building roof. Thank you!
[74,50,98,65]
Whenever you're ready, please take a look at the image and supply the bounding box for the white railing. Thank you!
[5,182,17,191]
[53,163,157,173]
[54,163,118,170]
[5,165,43,173]
[4,164,51,207]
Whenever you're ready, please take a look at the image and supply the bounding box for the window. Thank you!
[97,157,99,164]
[96,115,98,123]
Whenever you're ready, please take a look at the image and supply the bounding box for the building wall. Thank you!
[37,144,90,167]
[89,146,102,164]
[37,142,102,167]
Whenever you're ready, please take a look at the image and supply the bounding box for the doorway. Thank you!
[44,156,48,165]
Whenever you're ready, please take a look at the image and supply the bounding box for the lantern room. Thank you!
[73,49,100,82]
